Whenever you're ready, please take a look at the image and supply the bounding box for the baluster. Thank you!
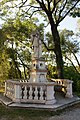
[34,86,38,100]
[24,86,27,99]
[29,85,32,100]
[27,86,29,99]
[44,88,46,100]
[20,86,22,99]
[40,86,43,100]
[21,86,25,99]
[32,87,35,99]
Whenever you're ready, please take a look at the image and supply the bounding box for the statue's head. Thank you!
[31,30,40,42]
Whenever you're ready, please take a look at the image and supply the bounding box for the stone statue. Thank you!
[31,31,42,58]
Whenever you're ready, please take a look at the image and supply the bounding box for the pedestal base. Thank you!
[65,94,73,98]
[45,99,56,105]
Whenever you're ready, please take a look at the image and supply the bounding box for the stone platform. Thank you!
[0,92,80,111]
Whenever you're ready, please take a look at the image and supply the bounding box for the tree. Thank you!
[60,29,80,73]
[0,29,10,80]
[1,17,37,79]
[0,0,80,78]
[44,29,80,77]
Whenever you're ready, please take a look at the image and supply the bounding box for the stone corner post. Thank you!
[45,83,56,105]
[14,84,21,102]
[65,80,73,98]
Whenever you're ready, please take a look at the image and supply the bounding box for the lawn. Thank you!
[0,103,59,120]
[0,95,80,120]
[1,102,80,120]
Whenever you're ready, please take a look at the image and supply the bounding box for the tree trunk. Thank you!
[13,58,22,79]
[14,61,22,79]
[23,66,27,79]
[48,15,64,78]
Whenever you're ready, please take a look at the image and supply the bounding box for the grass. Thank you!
[0,103,60,120]
[1,102,80,120]
[74,92,80,97]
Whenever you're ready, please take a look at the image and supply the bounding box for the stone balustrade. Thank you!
[5,79,73,105]
[51,79,73,98]
[5,80,56,105]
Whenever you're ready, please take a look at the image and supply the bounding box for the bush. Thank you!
[64,66,80,92]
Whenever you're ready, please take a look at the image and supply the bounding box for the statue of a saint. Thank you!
[31,31,42,58]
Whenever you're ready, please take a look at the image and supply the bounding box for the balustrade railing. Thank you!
[5,80,56,105]
[51,79,73,98]
[5,79,73,105]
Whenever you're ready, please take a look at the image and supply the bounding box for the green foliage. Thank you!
[0,0,80,81]
[64,66,80,92]
[60,29,80,73]
[64,66,80,80]
[0,0,79,79]
[46,32,54,49]
[2,18,37,42]
[0,17,37,79]
[0,50,10,80]
[47,65,58,79]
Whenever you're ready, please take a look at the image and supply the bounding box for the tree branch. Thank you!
[27,5,41,9]
[51,0,56,13]
[66,44,80,68]
[51,0,62,13]
[57,0,67,24]
[55,0,62,5]
[44,22,49,27]
[19,0,28,8]
[47,0,50,11]
[36,0,48,13]
[29,9,41,18]
[72,52,80,68]
[65,56,80,74]
[58,1,79,24]
[41,39,55,51]
[16,51,30,70]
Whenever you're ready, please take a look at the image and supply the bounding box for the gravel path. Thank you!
[49,107,80,120]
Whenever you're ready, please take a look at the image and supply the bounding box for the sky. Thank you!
[58,16,80,33]
[44,16,80,33]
